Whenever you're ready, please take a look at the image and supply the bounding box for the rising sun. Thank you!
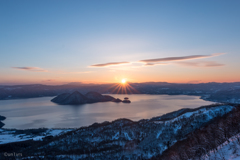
[121,79,126,84]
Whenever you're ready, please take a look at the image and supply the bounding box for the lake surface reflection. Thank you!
[0,94,213,129]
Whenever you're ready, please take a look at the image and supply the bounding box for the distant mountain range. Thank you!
[0,82,240,104]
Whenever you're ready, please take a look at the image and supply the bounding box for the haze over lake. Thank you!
[0,94,213,129]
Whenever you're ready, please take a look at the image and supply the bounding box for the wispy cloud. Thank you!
[54,71,92,74]
[88,53,225,68]
[176,61,225,67]
[12,67,48,72]
[90,62,130,67]
[139,53,225,63]
[144,62,168,66]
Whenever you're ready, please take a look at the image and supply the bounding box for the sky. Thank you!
[0,0,240,85]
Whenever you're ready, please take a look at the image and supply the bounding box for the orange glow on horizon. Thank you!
[103,81,140,94]
[1,72,240,85]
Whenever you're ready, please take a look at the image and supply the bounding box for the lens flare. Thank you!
[121,79,126,84]
[103,79,139,94]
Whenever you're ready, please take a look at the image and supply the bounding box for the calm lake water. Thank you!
[0,94,213,129]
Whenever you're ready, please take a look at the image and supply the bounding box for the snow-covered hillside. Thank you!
[0,129,73,144]
[202,133,240,160]
[153,104,240,160]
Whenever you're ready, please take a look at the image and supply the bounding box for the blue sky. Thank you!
[0,0,240,84]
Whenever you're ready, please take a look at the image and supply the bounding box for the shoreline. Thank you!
[1,92,239,104]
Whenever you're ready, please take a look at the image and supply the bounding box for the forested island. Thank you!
[51,91,131,105]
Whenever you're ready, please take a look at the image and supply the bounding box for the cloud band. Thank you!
[90,62,130,67]
[12,67,48,72]
[139,53,224,63]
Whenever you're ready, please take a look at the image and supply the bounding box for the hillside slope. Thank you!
[153,104,240,160]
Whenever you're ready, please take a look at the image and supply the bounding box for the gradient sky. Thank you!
[0,0,240,85]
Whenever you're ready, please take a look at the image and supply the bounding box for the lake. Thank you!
[0,94,213,129]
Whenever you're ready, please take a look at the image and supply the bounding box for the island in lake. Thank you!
[122,97,131,103]
[51,91,131,105]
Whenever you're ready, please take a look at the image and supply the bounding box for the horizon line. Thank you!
[1,81,240,86]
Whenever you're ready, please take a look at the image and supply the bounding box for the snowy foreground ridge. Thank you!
[0,104,236,160]
[202,133,240,160]
[0,129,72,145]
